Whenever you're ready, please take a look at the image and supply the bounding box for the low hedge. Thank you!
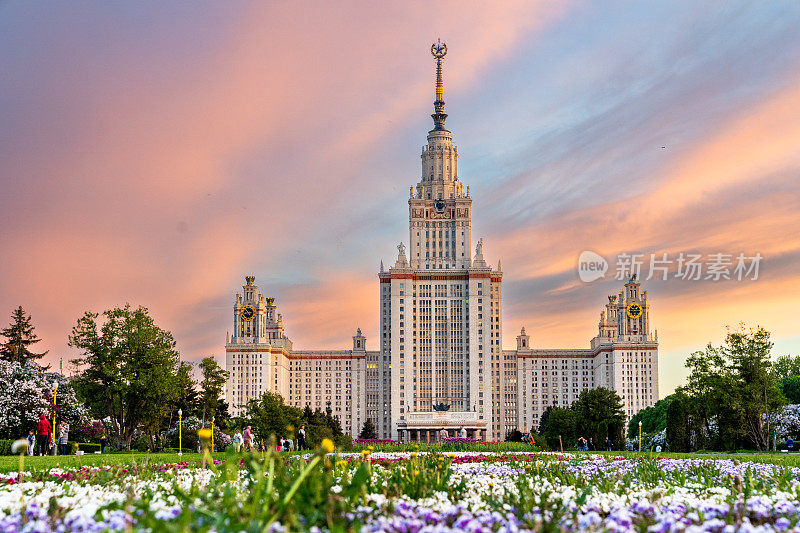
[0,439,12,456]
[74,443,102,453]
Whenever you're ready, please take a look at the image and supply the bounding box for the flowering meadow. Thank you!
[3,447,800,531]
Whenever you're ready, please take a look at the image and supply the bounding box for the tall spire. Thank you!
[431,39,448,131]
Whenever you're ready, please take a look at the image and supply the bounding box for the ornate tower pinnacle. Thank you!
[431,39,448,131]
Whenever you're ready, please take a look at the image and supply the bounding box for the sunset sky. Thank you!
[2,2,799,396]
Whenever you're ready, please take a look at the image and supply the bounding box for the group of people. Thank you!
[25,414,70,456]
[577,436,614,451]
[230,424,309,453]
[508,428,538,446]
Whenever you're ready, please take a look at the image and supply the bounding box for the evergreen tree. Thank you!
[358,418,377,439]
[0,306,48,364]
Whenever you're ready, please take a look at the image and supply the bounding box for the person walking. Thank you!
[439,428,448,442]
[604,437,613,451]
[36,414,51,456]
[233,430,243,453]
[243,426,253,452]
[58,421,70,456]
[458,426,467,438]
[588,437,595,451]
[27,430,35,456]
[100,432,107,454]
[297,425,307,451]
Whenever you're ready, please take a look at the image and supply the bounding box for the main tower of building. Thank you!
[375,42,506,442]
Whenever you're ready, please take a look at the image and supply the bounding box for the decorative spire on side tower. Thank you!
[431,39,448,131]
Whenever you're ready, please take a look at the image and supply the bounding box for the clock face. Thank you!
[242,305,255,321]
[626,302,643,319]
[434,199,446,213]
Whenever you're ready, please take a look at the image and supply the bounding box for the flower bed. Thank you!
[2,450,800,531]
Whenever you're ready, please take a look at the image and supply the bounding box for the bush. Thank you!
[334,434,353,451]
[132,435,150,452]
[0,439,12,455]
[76,442,101,453]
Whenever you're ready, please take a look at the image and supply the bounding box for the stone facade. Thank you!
[223,44,658,441]
[225,277,372,437]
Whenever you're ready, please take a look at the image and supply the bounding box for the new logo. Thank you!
[578,251,608,282]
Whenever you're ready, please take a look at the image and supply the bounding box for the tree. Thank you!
[1,306,48,365]
[772,355,800,381]
[358,418,377,439]
[0,361,86,439]
[780,376,800,404]
[69,304,183,450]
[628,395,676,439]
[573,387,626,448]
[538,406,576,450]
[681,325,784,451]
[244,391,303,446]
[727,326,783,450]
[198,356,229,428]
[665,392,689,452]
[174,361,199,419]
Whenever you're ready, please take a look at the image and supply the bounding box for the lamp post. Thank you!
[52,381,58,456]
[211,421,215,453]
[178,409,183,457]
[638,420,643,453]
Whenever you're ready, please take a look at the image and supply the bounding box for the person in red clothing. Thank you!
[36,414,51,456]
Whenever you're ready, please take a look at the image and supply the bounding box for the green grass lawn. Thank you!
[4,448,800,473]
[0,451,230,473]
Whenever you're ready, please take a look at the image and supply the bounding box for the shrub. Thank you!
[76,442,101,453]
[334,434,353,451]
[0,439,12,455]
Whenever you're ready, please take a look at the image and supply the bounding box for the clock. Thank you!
[241,305,255,321]
[434,199,446,213]
[626,302,643,319]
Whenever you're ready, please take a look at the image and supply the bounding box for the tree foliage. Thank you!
[772,355,800,382]
[780,376,800,404]
[679,325,784,451]
[0,306,48,365]
[0,361,86,439]
[69,304,183,450]
[243,391,347,448]
[572,387,626,448]
[538,406,576,450]
[358,418,377,440]
[198,356,229,428]
[628,395,676,439]
[537,388,624,450]
[665,392,689,451]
